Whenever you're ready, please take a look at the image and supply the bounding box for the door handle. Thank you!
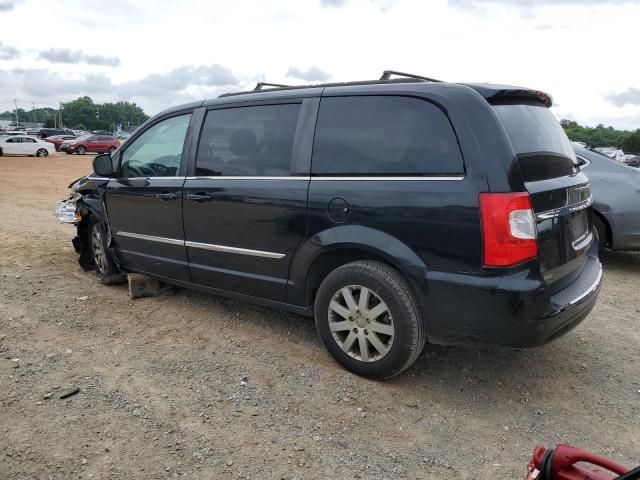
[185,193,212,202]
[156,192,178,201]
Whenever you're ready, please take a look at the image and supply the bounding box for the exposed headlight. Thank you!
[53,201,78,224]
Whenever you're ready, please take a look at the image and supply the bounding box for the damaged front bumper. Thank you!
[53,199,80,224]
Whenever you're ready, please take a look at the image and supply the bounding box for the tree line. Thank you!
[0,96,149,131]
[560,119,640,154]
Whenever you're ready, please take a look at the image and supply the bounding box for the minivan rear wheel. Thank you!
[314,261,425,379]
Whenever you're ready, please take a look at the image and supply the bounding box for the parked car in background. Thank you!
[39,128,74,139]
[0,135,56,157]
[58,73,602,379]
[60,134,120,155]
[44,134,77,151]
[91,130,111,135]
[26,128,40,135]
[113,131,131,140]
[594,146,625,162]
[575,144,640,252]
[3,130,27,136]
[623,154,640,168]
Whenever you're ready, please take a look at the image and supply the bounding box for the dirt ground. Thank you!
[1,153,639,480]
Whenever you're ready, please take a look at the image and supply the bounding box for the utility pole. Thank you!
[59,102,63,128]
[32,102,36,125]
[13,98,19,126]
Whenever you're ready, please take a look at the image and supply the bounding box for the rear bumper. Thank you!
[415,242,602,348]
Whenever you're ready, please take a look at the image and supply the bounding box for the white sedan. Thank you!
[0,135,56,157]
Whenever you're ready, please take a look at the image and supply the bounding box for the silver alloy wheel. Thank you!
[36,149,48,157]
[91,224,108,273]
[328,285,395,362]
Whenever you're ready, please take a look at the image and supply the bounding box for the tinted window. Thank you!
[23,137,36,143]
[493,104,578,181]
[312,96,463,176]
[196,104,301,176]
[120,114,191,178]
[7,137,21,143]
[493,105,575,159]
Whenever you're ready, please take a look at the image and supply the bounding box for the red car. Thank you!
[60,134,120,155]
[44,135,77,151]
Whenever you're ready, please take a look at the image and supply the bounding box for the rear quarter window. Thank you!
[311,96,464,176]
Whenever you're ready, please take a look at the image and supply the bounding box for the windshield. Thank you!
[74,134,91,141]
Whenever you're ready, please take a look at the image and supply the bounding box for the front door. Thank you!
[182,100,314,301]
[105,112,194,281]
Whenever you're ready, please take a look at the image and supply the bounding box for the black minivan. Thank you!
[63,71,602,379]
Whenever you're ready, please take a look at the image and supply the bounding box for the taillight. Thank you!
[479,192,538,267]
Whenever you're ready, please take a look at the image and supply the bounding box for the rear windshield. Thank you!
[493,104,578,181]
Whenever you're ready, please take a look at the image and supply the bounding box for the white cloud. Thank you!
[606,87,640,107]
[286,66,331,82]
[38,48,121,67]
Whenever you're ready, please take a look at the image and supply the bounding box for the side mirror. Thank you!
[92,153,116,177]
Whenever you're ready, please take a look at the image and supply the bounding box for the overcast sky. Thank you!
[1,0,639,129]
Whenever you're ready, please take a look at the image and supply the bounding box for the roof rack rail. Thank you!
[379,70,443,83]
[253,82,291,91]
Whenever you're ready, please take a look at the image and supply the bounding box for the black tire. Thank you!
[594,215,608,254]
[36,148,48,157]
[77,145,86,155]
[108,147,116,155]
[88,216,126,285]
[0,148,3,156]
[314,260,426,380]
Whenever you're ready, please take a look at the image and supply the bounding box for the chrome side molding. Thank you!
[184,241,285,259]
[115,231,285,259]
[116,231,184,246]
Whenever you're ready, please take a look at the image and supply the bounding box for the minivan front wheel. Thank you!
[88,216,126,285]
[314,261,426,379]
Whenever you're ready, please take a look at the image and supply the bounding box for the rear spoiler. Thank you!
[463,83,553,107]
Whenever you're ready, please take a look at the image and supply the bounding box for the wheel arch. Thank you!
[593,209,612,247]
[288,225,427,309]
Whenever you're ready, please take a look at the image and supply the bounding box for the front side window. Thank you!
[120,114,191,178]
[312,96,464,176]
[7,137,21,143]
[196,103,301,176]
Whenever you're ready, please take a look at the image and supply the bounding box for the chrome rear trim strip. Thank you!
[572,232,593,251]
[536,196,593,221]
[116,231,184,246]
[185,240,285,259]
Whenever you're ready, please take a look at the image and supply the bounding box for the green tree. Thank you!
[621,130,640,154]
